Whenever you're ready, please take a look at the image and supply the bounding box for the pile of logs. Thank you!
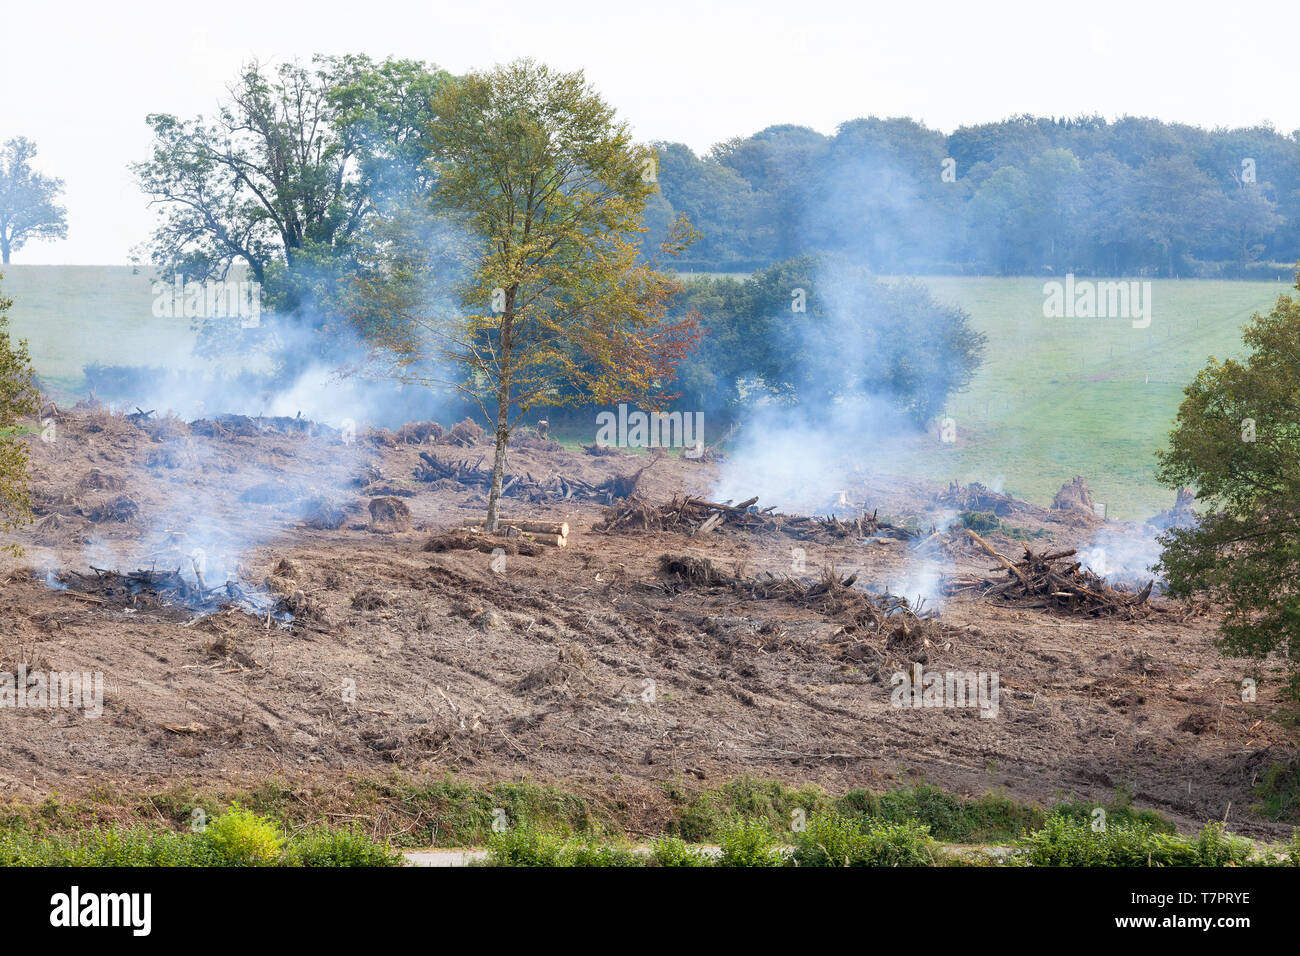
[423,519,569,556]
[471,519,568,547]
[597,495,917,543]
[945,530,1153,617]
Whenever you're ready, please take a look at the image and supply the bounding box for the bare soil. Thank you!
[1,407,1293,837]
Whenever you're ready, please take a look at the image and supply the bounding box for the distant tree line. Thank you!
[644,115,1300,278]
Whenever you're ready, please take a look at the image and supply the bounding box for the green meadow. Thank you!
[2,265,1290,519]
[907,276,1291,520]
[0,265,200,394]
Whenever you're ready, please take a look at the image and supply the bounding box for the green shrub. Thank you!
[650,835,712,867]
[1279,829,1300,865]
[0,826,218,867]
[286,827,403,867]
[1051,799,1176,834]
[959,511,999,533]
[716,817,785,867]
[486,822,565,867]
[1252,761,1300,823]
[203,805,284,866]
[848,784,1043,843]
[556,835,639,867]
[666,776,826,842]
[794,812,939,867]
[1019,815,1249,867]
[1190,822,1252,866]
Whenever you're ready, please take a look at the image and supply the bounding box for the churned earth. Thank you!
[0,406,1290,838]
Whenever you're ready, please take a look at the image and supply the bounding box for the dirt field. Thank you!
[1,406,1292,838]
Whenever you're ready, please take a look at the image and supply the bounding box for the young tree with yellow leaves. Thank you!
[370,59,698,531]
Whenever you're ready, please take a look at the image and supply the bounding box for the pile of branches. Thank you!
[414,451,651,503]
[58,566,287,618]
[937,481,1023,517]
[414,453,490,485]
[945,530,1153,617]
[597,495,917,542]
[656,554,946,652]
[190,413,330,439]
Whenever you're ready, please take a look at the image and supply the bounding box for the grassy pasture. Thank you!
[1,265,199,395]
[906,276,1291,519]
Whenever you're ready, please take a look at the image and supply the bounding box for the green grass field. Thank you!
[905,276,1292,519]
[1,265,1291,520]
[0,265,201,394]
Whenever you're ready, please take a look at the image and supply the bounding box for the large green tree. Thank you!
[1156,267,1300,697]
[133,55,448,325]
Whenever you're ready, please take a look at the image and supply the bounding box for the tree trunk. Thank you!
[1,238,9,265]
[485,389,510,533]
[485,294,516,533]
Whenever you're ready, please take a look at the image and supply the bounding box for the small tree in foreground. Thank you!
[378,59,698,530]
[1156,266,1300,699]
[0,275,39,552]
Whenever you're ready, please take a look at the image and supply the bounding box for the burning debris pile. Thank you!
[945,531,1153,617]
[597,496,917,542]
[1148,487,1198,531]
[656,554,948,658]
[51,566,296,620]
[190,413,339,440]
[414,452,652,503]
[937,481,1025,517]
[1052,476,1101,518]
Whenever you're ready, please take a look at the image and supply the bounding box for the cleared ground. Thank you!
[1,407,1291,838]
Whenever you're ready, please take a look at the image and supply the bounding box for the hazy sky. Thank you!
[2,0,1294,263]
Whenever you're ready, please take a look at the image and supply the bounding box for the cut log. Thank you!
[422,533,544,557]
[965,529,1030,588]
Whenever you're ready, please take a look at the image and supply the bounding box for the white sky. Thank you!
[1,0,1294,264]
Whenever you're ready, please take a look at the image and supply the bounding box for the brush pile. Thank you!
[414,451,651,503]
[937,481,1026,517]
[190,414,332,440]
[656,554,946,653]
[55,567,290,619]
[945,530,1153,617]
[597,495,916,542]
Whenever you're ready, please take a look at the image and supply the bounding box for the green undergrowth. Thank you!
[3,773,1293,867]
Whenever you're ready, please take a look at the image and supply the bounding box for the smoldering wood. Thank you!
[595,495,918,543]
